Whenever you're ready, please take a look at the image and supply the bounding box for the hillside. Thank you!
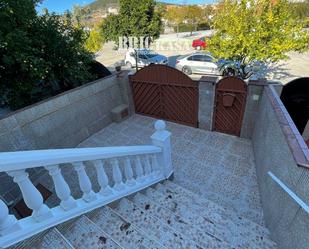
[87,0,119,11]
[86,0,177,12]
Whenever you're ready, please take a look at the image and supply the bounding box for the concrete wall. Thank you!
[252,86,309,249]
[302,121,309,141]
[0,72,131,205]
[198,76,217,130]
[241,80,266,139]
[0,72,131,151]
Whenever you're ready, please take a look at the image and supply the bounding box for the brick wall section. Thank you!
[252,85,309,249]
[0,72,131,205]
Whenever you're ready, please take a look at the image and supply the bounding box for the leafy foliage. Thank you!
[85,27,104,52]
[101,14,121,43]
[208,0,309,65]
[0,0,95,110]
[100,0,162,45]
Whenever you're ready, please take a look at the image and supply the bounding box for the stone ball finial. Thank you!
[155,120,166,131]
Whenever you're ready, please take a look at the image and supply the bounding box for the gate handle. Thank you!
[222,93,236,107]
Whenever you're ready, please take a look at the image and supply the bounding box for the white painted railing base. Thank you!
[0,174,165,248]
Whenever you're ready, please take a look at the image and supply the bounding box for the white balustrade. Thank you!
[7,170,52,222]
[0,199,21,236]
[135,156,144,182]
[93,160,113,196]
[111,159,125,191]
[45,165,77,211]
[124,157,135,186]
[0,120,172,249]
[73,162,97,202]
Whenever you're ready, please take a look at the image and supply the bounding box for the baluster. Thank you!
[7,170,52,222]
[151,154,161,176]
[124,157,135,186]
[73,162,96,202]
[111,159,125,191]
[45,165,77,210]
[93,160,113,196]
[143,155,152,178]
[0,199,21,236]
[135,156,144,182]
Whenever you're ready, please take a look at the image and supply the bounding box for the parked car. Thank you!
[175,52,264,78]
[125,49,168,68]
[175,52,220,75]
[192,37,207,50]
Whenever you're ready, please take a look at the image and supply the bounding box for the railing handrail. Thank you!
[0,146,162,171]
[268,171,309,215]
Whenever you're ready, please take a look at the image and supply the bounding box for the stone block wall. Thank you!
[252,85,309,249]
[198,76,217,130]
[0,72,131,205]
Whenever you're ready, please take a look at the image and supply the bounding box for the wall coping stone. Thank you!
[265,85,309,169]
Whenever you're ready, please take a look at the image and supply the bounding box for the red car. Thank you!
[192,37,207,50]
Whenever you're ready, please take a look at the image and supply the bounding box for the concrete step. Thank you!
[113,198,204,249]
[164,180,270,237]
[146,182,277,249]
[131,192,231,249]
[57,215,122,249]
[9,228,75,249]
[86,205,166,249]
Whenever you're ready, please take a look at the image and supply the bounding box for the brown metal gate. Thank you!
[213,77,247,136]
[129,65,199,127]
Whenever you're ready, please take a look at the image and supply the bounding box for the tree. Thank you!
[85,26,104,52]
[208,0,309,66]
[164,6,185,34]
[101,0,162,46]
[0,0,95,109]
[183,5,203,35]
[101,14,120,43]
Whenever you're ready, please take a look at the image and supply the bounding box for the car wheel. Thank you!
[197,46,201,50]
[223,68,236,77]
[126,62,133,68]
[182,66,192,75]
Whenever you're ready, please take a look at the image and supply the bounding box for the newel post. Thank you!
[151,120,172,178]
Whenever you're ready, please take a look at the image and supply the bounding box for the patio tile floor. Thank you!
[77,114,265,226]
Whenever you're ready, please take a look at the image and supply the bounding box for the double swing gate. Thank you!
[129,65,199,127]
[130,65,248,136]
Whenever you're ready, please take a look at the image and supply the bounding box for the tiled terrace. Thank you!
[77,114,264,226]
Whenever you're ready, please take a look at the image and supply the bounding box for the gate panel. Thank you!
[130,65,198,127]
[163,85,198,127]
[213,77,247,136]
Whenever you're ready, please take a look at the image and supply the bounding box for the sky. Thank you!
[37,0,213,14]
